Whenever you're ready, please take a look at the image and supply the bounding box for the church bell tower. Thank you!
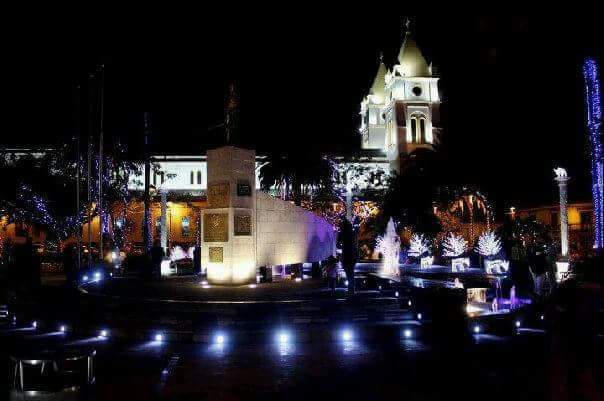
[360,20,442,172]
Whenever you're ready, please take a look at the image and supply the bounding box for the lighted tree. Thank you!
[408,233,430,257]
[442,233,467,257]
[476,231,502,257]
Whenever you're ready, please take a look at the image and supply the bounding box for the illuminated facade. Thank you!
[516,202,594,259]
[360,24,442,171]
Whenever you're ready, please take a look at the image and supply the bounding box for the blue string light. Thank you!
[583,58,604,250]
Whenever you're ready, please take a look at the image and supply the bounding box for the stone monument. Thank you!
[201,146,337,285]
[202,146,257,284]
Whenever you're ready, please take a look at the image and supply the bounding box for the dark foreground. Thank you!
[2,271,604,400]
[2,323,603,401]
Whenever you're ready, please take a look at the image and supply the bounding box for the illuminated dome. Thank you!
[396,36,431,78]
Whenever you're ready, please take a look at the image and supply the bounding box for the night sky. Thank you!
[3,15,603,215]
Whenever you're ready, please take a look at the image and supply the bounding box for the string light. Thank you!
[476,231,502,257]
[408,233,430,258]
[583,58,603,249]
[442,233,467,257]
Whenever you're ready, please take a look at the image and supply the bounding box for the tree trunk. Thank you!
[143,112,152,253]
[293,177,302,206]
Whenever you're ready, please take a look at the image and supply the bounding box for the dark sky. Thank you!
[3,14,603,214]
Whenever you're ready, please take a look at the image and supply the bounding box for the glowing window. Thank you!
[182,217,190,237]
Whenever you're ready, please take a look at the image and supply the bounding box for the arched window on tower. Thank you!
[410,114,428,144]
[410,118,417,143]
[420,118,426,143]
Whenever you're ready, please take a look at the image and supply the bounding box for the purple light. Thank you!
[584,58,604,249]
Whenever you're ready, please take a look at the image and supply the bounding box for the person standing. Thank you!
[324,256,338,294]
[150,240,165,279]
[62,244,76,287]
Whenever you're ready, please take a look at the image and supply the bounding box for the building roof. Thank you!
[396,34,431,78]
[368,61,388,103]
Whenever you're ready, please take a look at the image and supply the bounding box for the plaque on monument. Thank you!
[208,182,230,208]
[203,213,229,242]
[234,212,252,236]
[209,247,223,263]
[237,180,252,197]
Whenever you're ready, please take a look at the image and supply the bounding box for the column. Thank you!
[554,168,569,258]
[160,189,168,252]
[554,168,570,281]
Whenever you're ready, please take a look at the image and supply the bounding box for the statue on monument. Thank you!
[224,81,240,145]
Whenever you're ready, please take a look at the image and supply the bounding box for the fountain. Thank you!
[375,218,401,277]
[509,285,518,310]
[169,246,190,262]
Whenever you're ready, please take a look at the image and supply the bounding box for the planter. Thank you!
[484,259,509,274]
[451,257,470,272]
[420,256,434,269]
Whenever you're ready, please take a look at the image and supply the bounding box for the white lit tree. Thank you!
[442,233,467,257]
[408,233,430,258]
[476,231,502,257]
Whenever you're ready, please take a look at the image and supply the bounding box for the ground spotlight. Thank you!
[99,329,108,338]
[214,333,226,345]
[515,320,521,328]
[59,325,66,333]
[82,275,89,282]
[344,280,349,287]
[93,271,101,281]
[277,331,290,344]
[341,329,353,342]
[407,300,412,307]
[154,333,164,342]
[248,284,257,289]
[403,329,413,339]
[295,277,302,283]
[540,314,545,321]
[417,313,422,320]
[32,321,37,329]
[394,291,399,297]
[473,325,481,334]
[201,280,208,286]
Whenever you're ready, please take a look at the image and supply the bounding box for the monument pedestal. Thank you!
[201,146,256,285]
[555,257,570,283]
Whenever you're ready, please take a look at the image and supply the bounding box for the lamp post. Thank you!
[554,167,570,281]
[345,170,354,221]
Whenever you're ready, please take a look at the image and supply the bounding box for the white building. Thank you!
[127,155,263,194]
[360,25,442,172]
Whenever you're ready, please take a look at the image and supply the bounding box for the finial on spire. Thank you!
[378,51,384,64]
[403,17,412,37]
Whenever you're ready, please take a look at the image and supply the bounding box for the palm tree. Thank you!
[259,151,335,206]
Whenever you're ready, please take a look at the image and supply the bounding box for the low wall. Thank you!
[255,191,335,267]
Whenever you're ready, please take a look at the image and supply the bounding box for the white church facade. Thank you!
[360,26,441,172]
